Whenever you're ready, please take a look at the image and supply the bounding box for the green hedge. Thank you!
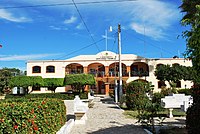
[0,98,66,133]
[177,88,192,95]
[5,92,88,100]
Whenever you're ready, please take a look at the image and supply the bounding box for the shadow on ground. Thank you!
[87,124,146,134]
[162,118,186,126]
[100,97,115,104]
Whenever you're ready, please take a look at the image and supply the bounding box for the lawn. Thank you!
[123,109,186,119]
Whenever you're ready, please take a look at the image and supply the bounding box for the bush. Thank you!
[152,92,165,105]
[5,92,88,100]
[177,88,192,95]
[0,98,66,133]
[5,93,74,100]
[186,87,200,133]
[125,81,151,111]
[186,103,200,134]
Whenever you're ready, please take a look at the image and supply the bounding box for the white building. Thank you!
[27,51,193,95]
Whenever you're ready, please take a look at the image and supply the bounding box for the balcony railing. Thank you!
[65,70,83,74]
[89,71,105,77]
[131,71,149,77]
[109,71,129,77]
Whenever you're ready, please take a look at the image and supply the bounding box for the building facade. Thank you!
[27,51,193,95]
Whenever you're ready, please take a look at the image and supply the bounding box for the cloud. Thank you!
[49,25,68,30]
[64,16,77,24]
[130,23,164,40]
[0,53,61,61]
[0,9,31,22]
[76,23,84,30]
[128,0,180,39]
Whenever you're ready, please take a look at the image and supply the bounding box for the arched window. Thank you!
[32,66,41,73]
[46,66,55,73]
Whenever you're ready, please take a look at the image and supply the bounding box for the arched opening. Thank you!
[156,64,164,68]
[32,66,41,73]
[134,79,148,83]
[65,63,83,74]
[87,63,105,77]
[130,62,149,77]
[109,62,127,77]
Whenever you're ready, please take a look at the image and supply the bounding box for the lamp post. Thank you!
[118,24,123,101]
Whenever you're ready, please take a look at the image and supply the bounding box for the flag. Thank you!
[0,44,2,48]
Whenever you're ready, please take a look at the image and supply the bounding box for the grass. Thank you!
[123,110,138,118]
[123,109,186,119]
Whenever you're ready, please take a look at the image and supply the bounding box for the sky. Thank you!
[0,0,188,70]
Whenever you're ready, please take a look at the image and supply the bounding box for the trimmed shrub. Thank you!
[177,88,192,95]
[0,98,66,133]
[5,93,73,100]
[64,74,96,93]
[125,81,151,110]
[5,92,88,100]
[43,78,64,93]
[9,76,44,89]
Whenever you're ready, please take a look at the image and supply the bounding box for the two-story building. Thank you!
[27,51,193,95]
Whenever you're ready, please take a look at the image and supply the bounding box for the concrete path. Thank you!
[70,96,147,134]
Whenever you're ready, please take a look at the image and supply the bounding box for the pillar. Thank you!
[127,66,131,77]
[105,66,109,77]
[105,84,109,96]
[83,67,88,74]
[84,85,89,92]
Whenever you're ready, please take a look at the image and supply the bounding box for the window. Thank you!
[158,81,166,88]
[32,66,41,73]
[175,81,181,88]
[46,66,55,73]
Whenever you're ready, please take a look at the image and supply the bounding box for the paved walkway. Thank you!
[70,96,147,134]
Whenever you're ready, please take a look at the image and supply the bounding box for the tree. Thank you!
[43,78,64,93]
[0,69,12,93]
[125,81,151,111]
[155,64,181,88]
[180,0,200,82]
[180,1,200,133]
[125,81,163,133]
[9,76,44,94]
[64,74,95,93]
[0,68,24,93]
[155,64,193,88]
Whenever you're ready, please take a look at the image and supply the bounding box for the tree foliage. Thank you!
[64,74,95,93]
[9,76,43,93]
[43,78,64,93]
[180,0,200,82]
[0,68,23,93]
[180,1,200,133]
[125,81,163,133]
[125,81,152,111]
[155,64,194,85]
